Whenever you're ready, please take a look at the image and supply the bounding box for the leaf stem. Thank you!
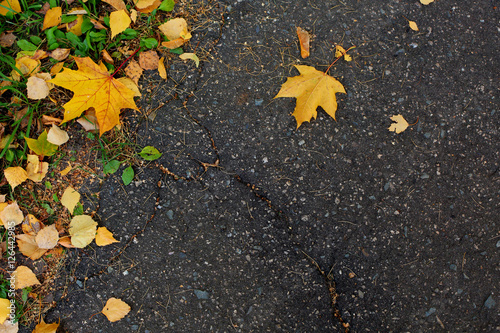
[111,47,141,77]
[408,116,419,126]
[324,45,356,75]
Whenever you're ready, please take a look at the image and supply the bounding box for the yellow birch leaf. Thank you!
[130,9,137,22]
[35,225,59,249]
[409,20,419,31]
[60,186,80,213]
[158,18,190,41]
[26,154,48,182]
[42,7,62,31]
[116,77,141,97]
[3,166,27,190]
[102,298,130,322]
[95,227,119,246]
[67,14,83,36]
[388,114,409,134]
[69,215,97,248]
[110,10,131,39]
[158,57,167,79]
[16,234,47,260]
[11,57,40,81]
[13,265,41,289]
[49,57,138,135]
[32,318,59,333]
[0,0,21,16]
[0,298,10,324]
[274,65,346,128]
[47,124,69,145]
[420,0,434,4]
[27,76,50,100]
[0,201,23,228]
[179,53,199,67]
[0,320,18,333]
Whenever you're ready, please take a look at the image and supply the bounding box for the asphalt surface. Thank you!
[24,0,499,332]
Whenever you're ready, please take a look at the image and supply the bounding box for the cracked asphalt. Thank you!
[23,0,499,332]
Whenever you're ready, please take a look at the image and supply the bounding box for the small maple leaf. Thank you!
[50,57,138,135]
[388,114,409,133]
[274,65,346,128]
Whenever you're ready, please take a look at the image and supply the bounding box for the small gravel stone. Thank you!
[194,290,210,299]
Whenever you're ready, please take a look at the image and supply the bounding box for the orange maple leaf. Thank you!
[50,57,138,135]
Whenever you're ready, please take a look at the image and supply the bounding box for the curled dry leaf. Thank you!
[101,49,114,65]
[60,186,80,213]
[41,114,63,125]
[32,318,59,333]
[388,114,409,134]
[3,166,28,190]
[135,0,161,13]
[102,298,131,322]
[69,215,97,248]
[16,234,47,260]
[95,227,119,246]
[22,214,43,235]
[110,10,131,39]
[296,27,310,58]
[90,18,107,30]
[47,124,69,145]
[58,236,75,248]
[161,38,185,49]
[26,154,49,182]
[31,50,48,61]
[138,50,159,70]
[158,57,167,79]
[35,224,59,249]
[13,265,41,289]
[50,48,70,61]
[179,53,199,67]
[42,7,62,31]
[124,59,143,85]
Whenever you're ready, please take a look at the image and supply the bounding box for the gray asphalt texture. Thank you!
[27,0,500,332]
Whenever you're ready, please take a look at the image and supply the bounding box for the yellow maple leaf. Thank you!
[32,318,59,333]
[388,114,409,133]
[49,57,138,135]
[274,65,346,128]
[102,298,130,322]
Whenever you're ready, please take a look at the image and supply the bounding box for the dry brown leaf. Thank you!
[76,115,99,132]
[16,234,47,260]
[60,186,80,213]
[138,50,159,70]
[35,224,59,249]
[90,18,107,30]
[69,215,97,248]
[274,65,346,128]
[42,7,62,31]
[296,27,310,58]
[95,227,119,246]
[0,32,16,47]
[47,124,69,145]
[388,114,409,134]
[124,59,143,85]
[13,265,41,289]
[102,298,130,322]
[32,318,59,333]
[3,166,28,190]
[158,57,167,79]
